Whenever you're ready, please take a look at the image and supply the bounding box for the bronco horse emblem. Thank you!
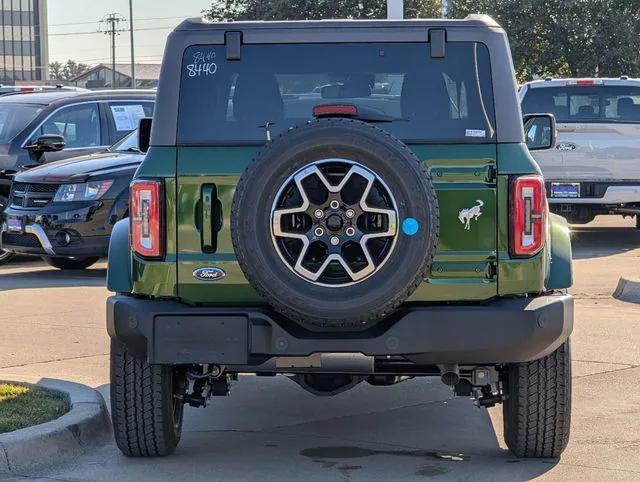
[458,200,484,230]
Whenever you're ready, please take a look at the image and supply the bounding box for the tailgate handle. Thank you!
[201,184,222,253]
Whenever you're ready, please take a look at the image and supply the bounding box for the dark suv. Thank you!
[0,130,145,269]
[0,89,155,262]
[107,16,573,459]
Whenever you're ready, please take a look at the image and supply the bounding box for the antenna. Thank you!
[99,13,127,88]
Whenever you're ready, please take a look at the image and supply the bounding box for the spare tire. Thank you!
[232,118,439,330]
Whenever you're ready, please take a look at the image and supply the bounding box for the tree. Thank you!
[205,0,640,81]
[49,59,90,82]
[204,0,442,21]
[448,0,640,81]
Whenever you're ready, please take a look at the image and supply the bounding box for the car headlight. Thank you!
[54,180,114,202]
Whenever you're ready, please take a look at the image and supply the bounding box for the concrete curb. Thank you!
[0,378,111,474]
[613,278,640,304]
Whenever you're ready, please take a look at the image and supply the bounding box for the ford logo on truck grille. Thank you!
[193,267,226,281]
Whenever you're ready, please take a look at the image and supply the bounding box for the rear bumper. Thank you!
[107,294,573,368]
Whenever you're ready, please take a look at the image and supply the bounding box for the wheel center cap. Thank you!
[326,214,343,232]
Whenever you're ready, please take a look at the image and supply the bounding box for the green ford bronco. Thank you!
[107,15,573,458]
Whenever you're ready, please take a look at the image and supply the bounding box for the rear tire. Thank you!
[110,340,186,457]
[503,340,572,458]
[42,256,100,270]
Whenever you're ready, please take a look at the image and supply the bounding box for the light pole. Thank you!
[387,0,403,19]
[129,0,136,89]
[99,14,126,88]
[442,0,448,18]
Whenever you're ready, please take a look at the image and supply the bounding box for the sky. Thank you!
[47,0,211,65]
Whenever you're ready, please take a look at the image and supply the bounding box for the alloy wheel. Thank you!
[270,159,398,287]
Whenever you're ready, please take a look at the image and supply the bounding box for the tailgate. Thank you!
[176,144,498,304]
[554,123,640,181]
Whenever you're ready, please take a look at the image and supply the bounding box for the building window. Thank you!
[1,0,42,82]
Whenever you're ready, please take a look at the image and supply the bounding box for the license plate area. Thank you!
[551,183,580,199]
[153,315,248,364]
[6,216,24,233]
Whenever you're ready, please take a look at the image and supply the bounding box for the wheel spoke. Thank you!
[359,176,398,232]
[272,175,310,237]
[292,238,314,278]
[295,253,375,282]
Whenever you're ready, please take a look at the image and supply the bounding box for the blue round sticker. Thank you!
[402,218,419,236]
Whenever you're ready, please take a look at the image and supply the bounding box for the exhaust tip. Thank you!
[441,371,460,387]
[438,364,460,387]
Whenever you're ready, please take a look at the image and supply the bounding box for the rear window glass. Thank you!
[177,42,495,144]
[522,85,640,123]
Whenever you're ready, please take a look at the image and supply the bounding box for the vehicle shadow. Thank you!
[571,226,640,260]
[0,265,106,290]
[86,377,558,481]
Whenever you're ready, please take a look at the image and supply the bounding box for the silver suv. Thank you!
[520,77,640,226]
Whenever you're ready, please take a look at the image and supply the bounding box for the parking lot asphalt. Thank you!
[0,216,638,481]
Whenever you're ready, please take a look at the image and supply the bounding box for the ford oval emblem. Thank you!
[193,267,226,281]
[556,142,577,151]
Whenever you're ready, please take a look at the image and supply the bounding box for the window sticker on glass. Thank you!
[465,129,486,137]
[111,104,146,131]
[185,50,218,78]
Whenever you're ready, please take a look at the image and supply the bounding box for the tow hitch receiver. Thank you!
[175,365,234,408]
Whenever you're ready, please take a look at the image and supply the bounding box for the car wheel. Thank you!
[503,339,572,458]
[0,249,14,265]
[232,118,440,331]
[42,256,100,270]
[110,340,187,457]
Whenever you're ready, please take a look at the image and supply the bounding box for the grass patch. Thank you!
[0,382,70,434]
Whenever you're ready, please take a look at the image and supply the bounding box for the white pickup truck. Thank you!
[520,77,640,227]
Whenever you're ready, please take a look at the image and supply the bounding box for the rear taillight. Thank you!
[130,180,163,259]
[567,79,603,86]
[510,175,547,257]
[313,104,359,117]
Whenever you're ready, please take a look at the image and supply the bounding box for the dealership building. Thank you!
[1,0,49,83]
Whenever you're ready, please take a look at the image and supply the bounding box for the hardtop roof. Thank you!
[174,15,501,32]
[152,14,523,145]
[525,78,640,89]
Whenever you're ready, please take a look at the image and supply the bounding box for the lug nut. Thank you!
[314,227,324,237]
[330,236,340,246]
[346,209,355,218]
[329,200,340,210]
[314,209,324,219]
[345,227,356,237]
